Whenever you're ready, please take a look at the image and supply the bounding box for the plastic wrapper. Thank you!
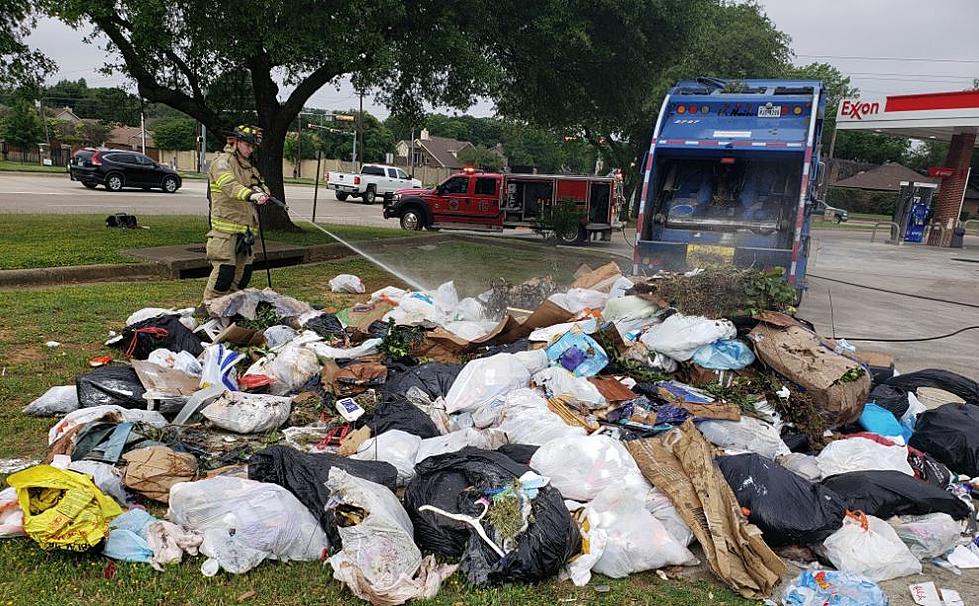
[821,470,971,520]
[781,570,888,606]
[306,337,382,360]
[303,313,346,341]
[201,391,292,434]
[199,343,242,391]
[640,313,736,362]
[327,468,457,605]
[329,273,366,294]
[691,339,755,370]
[602,295,657,322]
[815,437,914,479]
[168,476,329,575]
[205,287,313,321]
[528,318,598,342]
[698,416,790,459]
[532,367,606,409]
[350,430,422,486]
[23,385,79,417]
[544,331,608,377]
[244,342,319,396]
[530,434,649,502]
[820,512,921,582]
[888,513,963,559]
[443,353,532,415]
[718,454,846,547]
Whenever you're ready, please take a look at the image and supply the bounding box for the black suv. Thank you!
[69,148,182,193]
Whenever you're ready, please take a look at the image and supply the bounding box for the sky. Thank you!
[24,1,979,119]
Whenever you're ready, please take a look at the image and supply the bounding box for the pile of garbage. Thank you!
[6,261,979,605]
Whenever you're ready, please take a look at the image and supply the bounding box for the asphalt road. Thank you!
[0,172,392,227]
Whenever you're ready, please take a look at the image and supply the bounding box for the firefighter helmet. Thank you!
[232,124,263,145]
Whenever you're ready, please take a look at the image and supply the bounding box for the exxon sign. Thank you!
[837,98,882,121]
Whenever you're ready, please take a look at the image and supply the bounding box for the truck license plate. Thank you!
[687,244,735,267]
[757,105,781,118]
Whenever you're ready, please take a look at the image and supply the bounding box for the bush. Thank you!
[826,187,897,215]
[532,199,586,242]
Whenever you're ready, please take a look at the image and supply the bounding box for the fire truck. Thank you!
[383,169,622,244]
[634,78,827,298]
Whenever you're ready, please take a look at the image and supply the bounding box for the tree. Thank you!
[44,0,573,229]
[0,1,53,87]
[457,144,504,171]
[3,99,43,151]
[151,117,197,151]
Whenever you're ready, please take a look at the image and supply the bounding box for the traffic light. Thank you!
[334,114,355,122]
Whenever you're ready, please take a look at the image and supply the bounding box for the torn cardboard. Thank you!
[625,421,786,599]
[213,323,266,347]
[571,261,622,291]
[122,445,198,503]
[588,377,637,403]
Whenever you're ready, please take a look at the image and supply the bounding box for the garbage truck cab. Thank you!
[634,78,827,300]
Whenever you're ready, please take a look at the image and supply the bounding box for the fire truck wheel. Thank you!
[556,224,586,245]
[401,209,423,231]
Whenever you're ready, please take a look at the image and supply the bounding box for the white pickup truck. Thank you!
[326,164,422,204]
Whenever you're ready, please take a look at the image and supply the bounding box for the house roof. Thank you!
[831,162,938,191]
[107,125,155,149]
[416,136,474,168]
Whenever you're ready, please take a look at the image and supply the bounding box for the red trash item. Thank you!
[238,374,273,391]
[89,355,113,367]
[315,424,351,450]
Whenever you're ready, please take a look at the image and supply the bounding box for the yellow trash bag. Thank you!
[7,465,123,551]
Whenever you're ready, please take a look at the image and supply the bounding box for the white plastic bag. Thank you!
[443,320,499,342]
[451,297,485,321]
[306,337,382,360]
[698,416,790,459]
[443,353,531,414]
[888,513,963,559]
[48,405,168,445]
[23,385,79,417]
[528,318,599,342]
[330,274,366,294]
[327,468,457,606]
[639,313,736,361]
[415,428,508,464]
[821,513,921,582]
[200,392,292,434]
[351,430,422,486]
[147,519,202,571]
[815,437,914,479]
[126,307,175,326]
[199,343,242,391]
[644,488,694,547]
[148,348,203,376]
[262,325,298,349]
[608,276,635,300]
[530,434,649,502]
[562,501,608,587]
[244,341,319,395]
[370,286,408,304]
[776,452,822,482]
[167,476,328,575]
[496,389,586,446]
[0,487,25,538]
[602,296,658,322]
[548,288,608,313]
[532,367,606,409]
[589,485,697,578]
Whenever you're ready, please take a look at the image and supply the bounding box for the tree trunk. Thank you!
[254,106,299,231]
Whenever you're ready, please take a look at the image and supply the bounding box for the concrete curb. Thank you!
[0,262,168,288]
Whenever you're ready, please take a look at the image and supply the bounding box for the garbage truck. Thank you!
[633,78,827,299]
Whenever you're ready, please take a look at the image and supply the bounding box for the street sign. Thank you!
[334,114,355,122]
[928,166,955,178]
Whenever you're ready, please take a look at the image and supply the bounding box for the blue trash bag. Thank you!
[103,508,156,563]
[691,339,755,370]
[545,331,608,378]
[782,570,888,606]
[860,403,907,442]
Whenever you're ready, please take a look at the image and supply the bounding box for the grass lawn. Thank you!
[0,214,412,270]
[0,160,67,174]
[0,259,755,606]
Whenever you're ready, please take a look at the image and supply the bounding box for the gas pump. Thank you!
[893,181,938,243]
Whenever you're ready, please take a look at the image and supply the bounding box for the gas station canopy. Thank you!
[835,89,979,144]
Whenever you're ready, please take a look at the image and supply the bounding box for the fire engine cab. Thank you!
[383,169,622,244]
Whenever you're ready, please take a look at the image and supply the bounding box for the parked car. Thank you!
[326,164,421,204]
[812,200,848,223]
[69,148,182,193]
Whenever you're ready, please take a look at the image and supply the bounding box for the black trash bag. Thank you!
[76,364,147,409]
[477,338,531,358]
[909,403,979,477]
[822,470,971,520]
[303,313,346,342]
[871,369,979,417]
[116,315,204,360]
[718,454,846,547]
[356,396,440,439]
[402,447,580,587]
[496,443,538,465]
[908,448,954,489]
[366,320,390,338]
[383,362,462,402]
[248,445,399,549]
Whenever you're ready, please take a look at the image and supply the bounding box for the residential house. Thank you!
[105,125,158,160]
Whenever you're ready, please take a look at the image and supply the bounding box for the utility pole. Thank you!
[357,90,364,170]
[296,117,303,178]
[139,97,146,155]
[409,128,415,177]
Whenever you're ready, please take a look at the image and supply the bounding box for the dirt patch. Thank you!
[0,346,47,366]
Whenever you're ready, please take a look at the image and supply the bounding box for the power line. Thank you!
[797,53,979,65]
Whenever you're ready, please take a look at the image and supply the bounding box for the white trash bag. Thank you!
[168,476,328,576]
[562,501,608,587]
[815,437,914,479]
[201,391,292,434]
[639,313,736,362]
[244,341,320,395]
[415,428,508,464]
[644,488,694,547]
[330,274,366,294]
[496,388,586,446]
[23,385,79,417]
[532,367,606,410]
[698,416,790,459]
[444,353,532,415]
[888,513,964,560]
[200,343,243,391]
[548,288,608,314]
[589,485,697,578]
[530,434,649,502]
[821,512,921,582]
[351,430,422,487]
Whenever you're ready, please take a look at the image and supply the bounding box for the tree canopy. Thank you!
[151,117,197,151]
[0,1,53,87]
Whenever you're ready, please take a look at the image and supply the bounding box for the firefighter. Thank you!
[202,124,270,302]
